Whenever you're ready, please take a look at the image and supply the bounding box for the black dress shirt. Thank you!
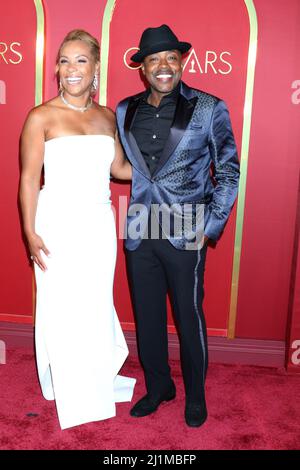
[131,84,180,175]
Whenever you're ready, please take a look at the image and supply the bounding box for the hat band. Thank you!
[131,40,191,62]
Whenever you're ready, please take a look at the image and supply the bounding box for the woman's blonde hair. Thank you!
[56,29,100,64]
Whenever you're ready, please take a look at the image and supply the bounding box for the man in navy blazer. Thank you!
[116,25,240,427]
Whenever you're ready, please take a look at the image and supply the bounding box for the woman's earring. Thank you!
[59,80,63,92]
[92,74,98,92]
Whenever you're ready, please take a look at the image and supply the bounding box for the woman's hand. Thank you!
[19,106,46,268]
[110,131,132,180]
[27,232,50,272]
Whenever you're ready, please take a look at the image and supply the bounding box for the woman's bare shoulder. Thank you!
[22,98,61,138]
[25,97,60,121]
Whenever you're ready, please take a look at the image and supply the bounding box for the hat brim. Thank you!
[130,41,191,63]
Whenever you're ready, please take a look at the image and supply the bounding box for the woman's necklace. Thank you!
[60,91,93,112]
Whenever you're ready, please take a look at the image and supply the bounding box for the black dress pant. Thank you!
[126,238,208,404]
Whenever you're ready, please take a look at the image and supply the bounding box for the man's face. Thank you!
[141,49,183,95]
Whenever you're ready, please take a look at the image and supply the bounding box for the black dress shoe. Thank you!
[130,383,176,417]
[185,402,207,427]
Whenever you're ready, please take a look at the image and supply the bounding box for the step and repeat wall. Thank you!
[0,1,299,367]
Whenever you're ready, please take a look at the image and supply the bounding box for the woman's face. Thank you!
[57,40,99,97]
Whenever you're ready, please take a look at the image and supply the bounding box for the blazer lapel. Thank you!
[152,92,197,177]
[124,96,151,178]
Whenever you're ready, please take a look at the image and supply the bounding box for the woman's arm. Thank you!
[19,108,50,271]
[110,131,132,180]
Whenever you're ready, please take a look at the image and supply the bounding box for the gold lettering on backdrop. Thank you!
[0,80,6,104]
[183,48,232,75]
[0,43,8,64]
[123,47,141,69]
[219,51,232,74]
[184,49,203,74]
[0,42,23,64]
[205,51,218,74]
[9,42,23,64]
[124,47,233,74]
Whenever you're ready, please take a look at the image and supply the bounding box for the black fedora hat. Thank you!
[131,24,191,63]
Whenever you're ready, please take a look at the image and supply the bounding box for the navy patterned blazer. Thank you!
[116,81,240,250]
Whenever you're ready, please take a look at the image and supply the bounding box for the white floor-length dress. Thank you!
[34,134,135,430]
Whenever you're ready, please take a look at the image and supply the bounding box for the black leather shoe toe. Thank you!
[185,402,207,427]
[130,383,176,418]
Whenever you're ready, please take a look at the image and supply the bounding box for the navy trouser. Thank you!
[126,237,208,404]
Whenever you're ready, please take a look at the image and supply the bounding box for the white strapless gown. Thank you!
[34,135,135,430]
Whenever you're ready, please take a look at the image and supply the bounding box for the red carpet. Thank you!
[0,348,299,450]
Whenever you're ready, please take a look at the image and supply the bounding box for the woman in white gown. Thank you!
[19,30,135,430]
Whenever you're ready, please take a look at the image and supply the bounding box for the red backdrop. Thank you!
[0,1,299,360]
[0,0,37,323]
